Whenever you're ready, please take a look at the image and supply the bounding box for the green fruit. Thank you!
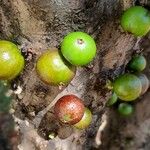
[136,73,149,95]
[0,40,25,80]
[106,92,118,106]
[121,6,150,36]
[36,48,76,85]
[118,103,133,116]
[74,107,92,129]
[113,74,142,101]
[128,55,146,72]
[61,32,96,66]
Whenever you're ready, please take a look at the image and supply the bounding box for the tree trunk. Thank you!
[0,0,150,149]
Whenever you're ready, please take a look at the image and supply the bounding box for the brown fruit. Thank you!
[54,95,85,125]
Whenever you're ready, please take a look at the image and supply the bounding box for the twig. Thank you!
[133,37,142,51]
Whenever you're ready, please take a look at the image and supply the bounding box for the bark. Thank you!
[0,0,150,150]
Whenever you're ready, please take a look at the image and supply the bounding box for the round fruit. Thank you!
[0,40,25,80]
[128,55,146,72]
[106,92,118,106]
[61,32,96,66]
[74,107,92,129]
[113,74,142,101]
[121,6,150,36]
[136,73,149,95]
[36,49,76,85]
[118,103,133,116]
[54,95,85,125]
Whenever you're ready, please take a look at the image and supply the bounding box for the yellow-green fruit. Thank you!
[74,107,92,129]
[113,74,142,101]
[0,40,25,80]
[36,49,76,85]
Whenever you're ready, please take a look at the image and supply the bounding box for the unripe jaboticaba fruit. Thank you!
[74,107,92,129]
[36,48,76,85]
[61,32,96,66]
[136,73,149,95]
[118,103,133,116]
[121,6,150,36]
[106,92,118,106]
[0,40,25,80]
[113,74,142,101]
[54,95,85,125]
[128,55,146,72]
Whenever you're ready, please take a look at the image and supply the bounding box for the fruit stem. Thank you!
[105,80,113,90]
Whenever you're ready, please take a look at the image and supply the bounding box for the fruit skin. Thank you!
[118,103,133,116]
[113,74,142,101]
[121,6,150,36]
[36,48,76,85]
[54,95,85,125]
[136,73,149,95]
[61,32,96,66]
[74,107,92,129]
[106,92,118,106]
[128,55,146,72]
[0,40,25,80]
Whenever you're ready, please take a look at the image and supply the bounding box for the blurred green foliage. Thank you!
[0,80,12,112]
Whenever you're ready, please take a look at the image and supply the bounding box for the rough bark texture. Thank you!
[0,0,150,150]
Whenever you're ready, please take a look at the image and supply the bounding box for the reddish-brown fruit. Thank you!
[54,95,85,125]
